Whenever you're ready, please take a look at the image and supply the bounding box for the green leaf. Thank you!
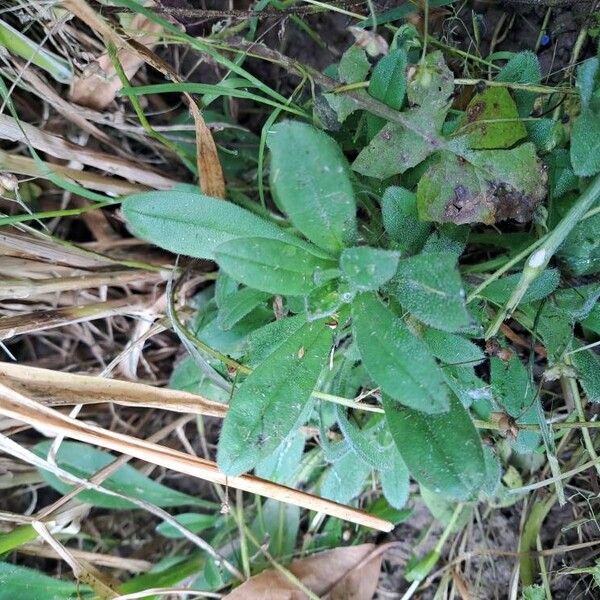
[0,20,72,84]
[384,394,486,500]
[381,186,430,252]
[217,287,270,330]
[394,253,471,332]
[217,320,332,475]
[335,405,391,469]
[169,356,230,403]
[380,446,410,509]
[571,109,600,176]
[340,246,399,290]
[420,487,473,528]
[571,345,600,403]
[576,57,600,112]
[33,441,214,510]
[305,280,347,320]
[255,430,306,484]
[123,191,305,260]
[321,449,371,504]
[422,328,485,365]
[459,86,526,149]
[215,237,336,295]
[251,499,300,559]
[352,293,450,413]
[475,268,560,305]
[521,584,546,600]
[406,51,454,108]
[490,357,541,454]
[556,208,600,275]
[417,145,546,224]
[352,106,445,179]
[0,563,91,600]
[422,223,468,257]
[369,48,407,110]
[444,365,491,408]
[245,314,307,367]
[267,121,357,253]
[156,513,220,539]
[324,45,370,122]
[495,52,541,116]
[545,149,579,201]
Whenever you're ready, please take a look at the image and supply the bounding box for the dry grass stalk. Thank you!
[0,361,227,418]
[0,382,393,532]
[0,114,177,189]
[0,150,149,195]
[0,296,151,340]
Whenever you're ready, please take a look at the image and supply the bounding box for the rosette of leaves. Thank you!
[123,118,492,503]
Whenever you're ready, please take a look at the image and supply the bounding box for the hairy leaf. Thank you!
[267,121,357,253]
[394,253,471,332]
[384,394,486,500]
[33,441,213,510]
[217,320,332,475]
[122,191,305,260]
[215,237,336,295]
[340,246,400,290]
[381,186,431,252]
[352,293,450,413]
[369,48,407,110]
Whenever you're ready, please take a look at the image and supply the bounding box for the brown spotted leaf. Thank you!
[459,86,527,149]
[417,143,546,224]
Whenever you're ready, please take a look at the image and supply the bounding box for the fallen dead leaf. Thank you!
[223,544,383,600]
[70,14,162,110]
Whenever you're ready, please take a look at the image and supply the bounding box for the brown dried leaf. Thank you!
[70,14,162,110]
[224,544,383,600]
[189,101,226,198]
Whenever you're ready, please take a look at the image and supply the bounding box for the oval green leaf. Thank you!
[340,246,399,291]
[267,121,357,253]
[394,253,471,332]
[122,190,323,260]
[352,293,450,413]
[383,394,486,500]
[217,319,332,475]
[215,237,336,295]
[33,441,215,510]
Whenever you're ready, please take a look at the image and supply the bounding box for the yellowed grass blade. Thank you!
[0,297,149,340]
[0,270,162,299]
[0,114,176,190]
[0,382,393,532]
[0,149,148,195]
[0,362,227,418]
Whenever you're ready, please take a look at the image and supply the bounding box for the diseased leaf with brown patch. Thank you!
[459,86,527,149]
[223,544,383,600]
[417,144,546,224]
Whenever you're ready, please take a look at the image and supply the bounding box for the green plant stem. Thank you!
[562,355,600,477]
[467,204,600,303]
[485,173,600,338]
[519,494,556,587]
